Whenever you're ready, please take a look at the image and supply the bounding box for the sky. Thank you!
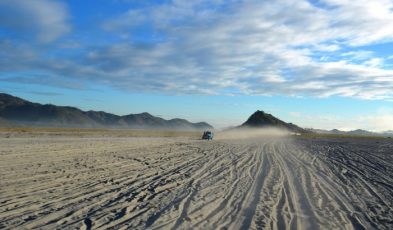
[1,0,393,131]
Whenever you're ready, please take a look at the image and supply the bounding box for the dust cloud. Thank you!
[215,127,292,140]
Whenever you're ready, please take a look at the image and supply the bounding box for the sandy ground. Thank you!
[0,132,392,229]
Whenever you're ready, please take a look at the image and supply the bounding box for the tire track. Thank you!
[1,136,392,229]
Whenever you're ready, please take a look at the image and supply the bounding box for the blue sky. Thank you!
[1,0,393,131]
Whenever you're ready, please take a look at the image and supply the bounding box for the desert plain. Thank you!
[0,128,392,229]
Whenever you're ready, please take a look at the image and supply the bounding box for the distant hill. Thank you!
[0,93,213,130]
[239,110,308,133]
[307,128,392,137]
[382,130,393,135]
[346,129,376,136]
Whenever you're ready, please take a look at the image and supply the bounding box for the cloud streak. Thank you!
[0,0,70,43]
[1,0,393,100]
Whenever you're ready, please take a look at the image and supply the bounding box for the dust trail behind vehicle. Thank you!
[215,127,292,140]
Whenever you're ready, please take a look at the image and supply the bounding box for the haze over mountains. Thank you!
[1,93,392,136]
[307,128,393,137]
[0,93,213,130]
[237,110,392,137]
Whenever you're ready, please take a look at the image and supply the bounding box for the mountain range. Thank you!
[2,93,391,136]
[0,93,213,130]
[307,128,393,137]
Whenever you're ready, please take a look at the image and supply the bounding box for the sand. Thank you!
[0,131,392,229]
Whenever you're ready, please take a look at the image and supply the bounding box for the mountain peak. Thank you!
[242,110,278,127]
[139,112,153,117]
[240,110,308,133]
[0,93,29,108]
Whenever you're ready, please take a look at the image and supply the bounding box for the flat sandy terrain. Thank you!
[0,130,392,229]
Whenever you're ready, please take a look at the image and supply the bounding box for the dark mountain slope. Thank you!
[240,110,308,133]
[0,93,213,130]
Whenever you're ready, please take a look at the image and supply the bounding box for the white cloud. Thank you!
[362,58,384,68]
[93,0,393,98]
[2,0,393,100]
[342,51,374,61]
[0,0,70,43]
[321,0,393,45]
